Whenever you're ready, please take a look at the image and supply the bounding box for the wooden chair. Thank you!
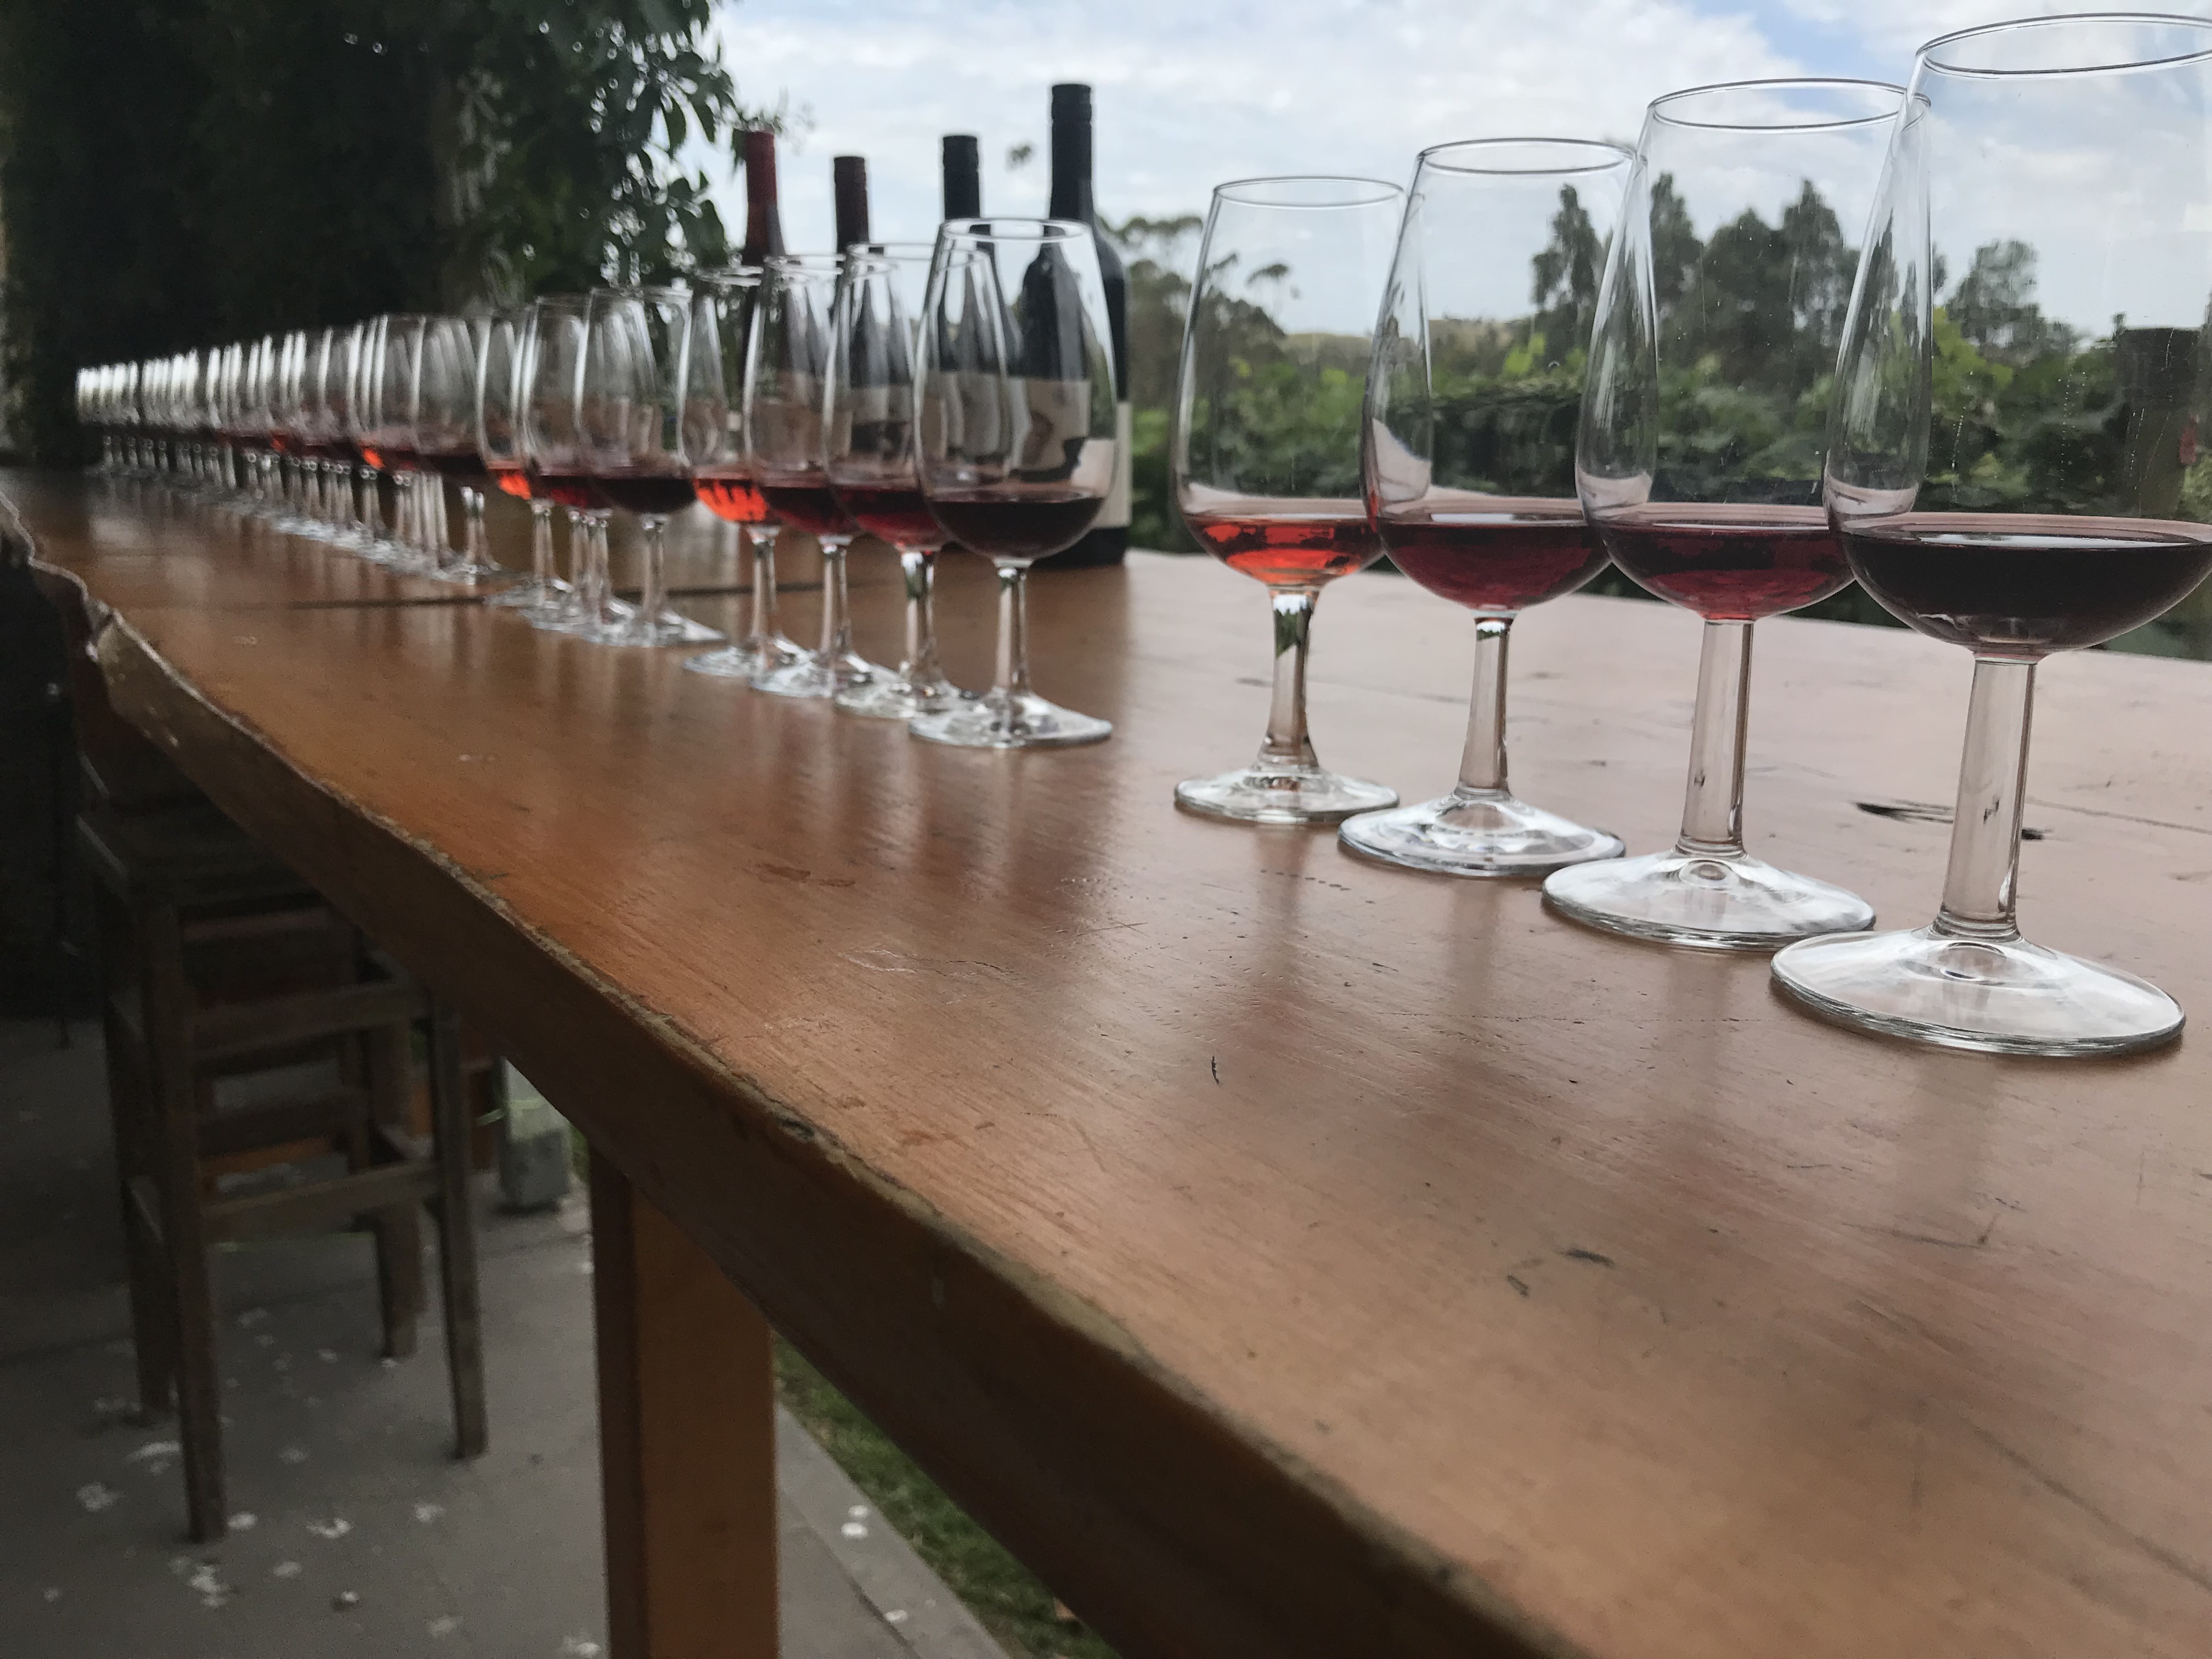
[42,569,485,1542]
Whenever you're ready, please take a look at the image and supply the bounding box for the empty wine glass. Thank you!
[481,306,563,614]
[747,254,873,697]
[1544,80,1897,947]
[1344,138,1633,875]
[912,217,1119,747]
[578,284,724,647]
[1172,177,1402,820]
[1773,16,2212,1054]
[828,242,961,718]
[686,268,783,678]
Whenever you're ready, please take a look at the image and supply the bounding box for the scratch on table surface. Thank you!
[1971,1424,2212,1598]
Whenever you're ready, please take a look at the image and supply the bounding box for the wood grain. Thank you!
[21,467,2212,1659]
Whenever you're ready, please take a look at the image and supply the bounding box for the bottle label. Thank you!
[1101,401,1132,529]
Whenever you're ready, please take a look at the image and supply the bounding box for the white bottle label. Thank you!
[1101,400,1133,529]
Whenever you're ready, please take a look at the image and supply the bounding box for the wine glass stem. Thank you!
[749,528,781,646]
[1675,618,1753,859]
[995,562,1032,699]
[1456,614,1514,795]
[899,547,942,682]
[817,536,853,660]
[1934,654,2034,943]
[529,502,555,589]
[463,488,486,570]
[1260,586,1321,770]
[639,518,668,623]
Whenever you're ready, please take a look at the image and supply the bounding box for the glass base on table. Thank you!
[836,669,964,720]
[584,608,725,648]
[488,577,568,614]
[1339,787,1622,877]
[910,689,1110,749]
[1542,848,1872,951]
[1771,924,2182,1056]
[752,648,868,700]
[1175,762,1395,826]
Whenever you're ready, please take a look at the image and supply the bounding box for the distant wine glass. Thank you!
[912,217,1118,748]
[418,314,506,584]
[1544,80,1896,947]
[368,314,431,569]
[1345,138,1633,876]
[747,254,874,697]
[828,242,961,719]
[1171,177,1402,820]
[578,284,723,648]
[1773,18,2212,1054]
[481,306,562,615]
[686,268,782,679]
[522,295,627,636]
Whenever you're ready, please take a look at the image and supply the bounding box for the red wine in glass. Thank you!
[833,482,945,547]
[1843,512,2212,653]
[1600,509,1852,620]
[527,466,603,512]
[696,469,770,526]
[590,469,697,517]
[487,460,532,500]
[1183,497,1382,584]
[760,479,855,538]
[925,488,1103,560]
[419,447,486,481]
[1379,500,1608,612]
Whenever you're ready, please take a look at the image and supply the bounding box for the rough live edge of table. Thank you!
[19,468,2212,1659]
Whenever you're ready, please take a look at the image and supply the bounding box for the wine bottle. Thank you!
[833,155,871,251]
[741,129,787,264]
[942,134,981,220]
[1041,82,1129,567]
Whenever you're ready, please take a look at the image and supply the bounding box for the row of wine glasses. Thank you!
[1169,14,2212,1059]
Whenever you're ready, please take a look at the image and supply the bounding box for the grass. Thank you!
[774,1339,1119,1659]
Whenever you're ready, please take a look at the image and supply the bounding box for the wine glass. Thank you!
[345,317,405,563]
[521,294,624,635]
[367,314,431,568]
[578,284,724,648]
[912,217,1118,748]
[1543,80,1896,947]
[1773,16,2212,1054]
[747,254,874,697]
[685,268,782,678]
[417,315,504,583]
[1171,177,1402,820]
[828,242,962,719]
[1344,138,1633,875]
[481,306,562,614]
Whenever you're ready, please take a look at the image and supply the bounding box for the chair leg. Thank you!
[370,1205,424,1359]
[96,882,174,1421]
[141,893,225,1542]
[426,1003,487,1458]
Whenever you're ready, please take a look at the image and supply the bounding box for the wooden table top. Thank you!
[19,467,2212,1659]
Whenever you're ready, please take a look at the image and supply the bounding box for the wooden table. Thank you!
[18,467,2212,1659]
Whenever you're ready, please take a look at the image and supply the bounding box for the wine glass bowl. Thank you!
[1773,16,2212,1053]
[910,218,1119,748]
[1342,137,1633,877]
[1543,79,1898,946]
[1171,176,1402,821]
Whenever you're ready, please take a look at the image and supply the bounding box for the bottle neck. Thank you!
[742,134,785,262]
[1048,116,1093,223]
[832,157,869,250]
[942,138,980,221]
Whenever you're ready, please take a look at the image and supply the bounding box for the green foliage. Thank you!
[0,0,775,462]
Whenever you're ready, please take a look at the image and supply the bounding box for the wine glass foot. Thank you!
[487,578,568,613]
[684,643,766,679]
[752,652,838,698]
[835,670,964,720]
[585,609,725,648]
[909,691,1110,749]
[1175,763,1396,826]
[438,559,517,588]
[1339,789,1622,877]
[533,596,636,635]
[1542,848,1872,951]
[1771,926,2182,1056]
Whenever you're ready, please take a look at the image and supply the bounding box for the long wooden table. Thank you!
[18,467,2212,1659]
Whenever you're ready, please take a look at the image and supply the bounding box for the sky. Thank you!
[689,0,2201,252]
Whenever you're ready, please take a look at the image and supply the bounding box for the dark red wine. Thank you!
[419,447,484,479]
[591,470,697,517]
[926,489,1102,560]
[1379,499,1607,612]
[356,443,384,470]
[760,480,855,537]
[1182,498,1381,585]
[696,470,770,526]
[380,445,420,473]
[834,483,945,547]
[487,461,532,500]
[1599,509,1850,620]
[1843,513,2212,654]
[528,467,602,512]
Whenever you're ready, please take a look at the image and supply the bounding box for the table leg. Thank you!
[590,1147,778,1659]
